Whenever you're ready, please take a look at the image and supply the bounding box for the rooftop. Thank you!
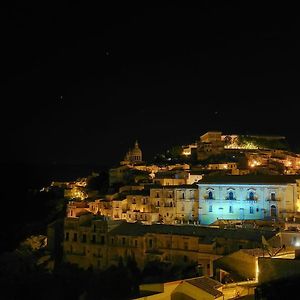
[198,175,300,185]
[185,276,223,298]
[109,222,277,242]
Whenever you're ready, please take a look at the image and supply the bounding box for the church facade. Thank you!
[121,141,143,165]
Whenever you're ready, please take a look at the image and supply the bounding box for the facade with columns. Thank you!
[120,141,143,165]
[198,175,300,225]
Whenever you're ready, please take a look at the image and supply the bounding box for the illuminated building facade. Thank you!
[61,215,275,273]
[150,185,199,224]
[198,175,300,225]
[197,131,225,160]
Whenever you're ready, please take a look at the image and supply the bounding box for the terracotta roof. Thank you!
[185,276,223,298]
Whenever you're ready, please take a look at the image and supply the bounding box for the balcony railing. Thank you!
[266,197,281,202]
[225,197,236,200]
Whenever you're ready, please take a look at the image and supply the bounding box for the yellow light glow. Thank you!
[297,201,300,212]
[255,258,259,282]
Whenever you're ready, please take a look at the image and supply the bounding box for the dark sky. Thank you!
[1,2,299,166]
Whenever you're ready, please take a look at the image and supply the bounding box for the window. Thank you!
[250,206,254,214]
[181,205,185,211]
[249,191,254,200]
[271,192,276,201]
[208,191,213,200]
[73,233,77,242]
[157,201,160,207]
[229,206,233,213]
[156,192,159,198]
[149,239,153,248]
[92,235,96,243]
[183,255,188,262]
[182,193,185,199]
[209,205,213,212]
[122,237,126,245]
[184,242,188,250]
[101,236,105,244]
[65,232,69,241]
[82,234,87,243]
[228,191,234,200]
[271,205,277,217]
[135,240,138,247]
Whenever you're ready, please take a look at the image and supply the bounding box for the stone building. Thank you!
[60,215,276,274]
[197,131,225,161]
[150,185,199,224]
[198,175,300,225]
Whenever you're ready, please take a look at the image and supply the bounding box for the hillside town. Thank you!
[41,132,300,299]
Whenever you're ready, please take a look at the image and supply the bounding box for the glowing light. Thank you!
[295,241,300,247]
[297,200,300,212]
[249,160,261,168]
[255,258,259,282]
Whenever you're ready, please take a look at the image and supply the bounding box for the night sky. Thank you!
[1,3,299,166]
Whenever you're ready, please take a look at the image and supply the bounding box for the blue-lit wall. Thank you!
[198,183,296,225]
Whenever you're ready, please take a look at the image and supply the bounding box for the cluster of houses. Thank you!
[47,132,300,299]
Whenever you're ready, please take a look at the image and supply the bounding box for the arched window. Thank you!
[271,205,277,217]
[228,191,234,200]
[208,191,213,200]
[249,191,254,200]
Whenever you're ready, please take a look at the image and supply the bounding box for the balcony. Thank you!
[266,197,281,202]
[245,196,258,202]
[225,197,236,200]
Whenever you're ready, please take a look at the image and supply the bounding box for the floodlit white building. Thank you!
[198,175,300,225]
